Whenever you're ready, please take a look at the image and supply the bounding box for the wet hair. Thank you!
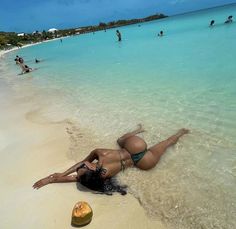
[78,167,127,195]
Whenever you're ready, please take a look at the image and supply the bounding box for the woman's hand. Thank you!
[32,173,63,189]
[83,161,96,171]
[33,176,54,189]
[137,124,145,134]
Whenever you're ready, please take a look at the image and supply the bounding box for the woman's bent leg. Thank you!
[148,128,189,164]
[117,124,144,148]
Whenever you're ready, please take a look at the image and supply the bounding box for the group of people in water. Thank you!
[115,15,233,42]
[14,55,40,74]
[209,15,233,26]
[115,28,164,41]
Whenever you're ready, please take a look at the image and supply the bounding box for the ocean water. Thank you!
[2,4,236,228]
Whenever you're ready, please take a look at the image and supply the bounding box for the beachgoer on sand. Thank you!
[33,125,189,195]
[17,61,33,74]
[116,30,122,41]
[21,64,32,73]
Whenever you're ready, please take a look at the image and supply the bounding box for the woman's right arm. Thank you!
[50,149,99,177]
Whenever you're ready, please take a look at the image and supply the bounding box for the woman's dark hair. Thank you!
[78,167,127,195]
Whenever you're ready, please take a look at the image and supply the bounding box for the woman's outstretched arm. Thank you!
[33,168,87,189]
[33,149,99,189]
[33,175,78,189]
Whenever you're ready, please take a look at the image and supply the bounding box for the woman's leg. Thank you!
[148,128,189,164]
[33,175,77,189]
[117,124,145,148]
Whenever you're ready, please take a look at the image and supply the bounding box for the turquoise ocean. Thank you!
[1,3,236,228]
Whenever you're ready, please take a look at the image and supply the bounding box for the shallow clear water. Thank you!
[2,4,236,228]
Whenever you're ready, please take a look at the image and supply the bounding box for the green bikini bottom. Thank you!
[131,149,147,164]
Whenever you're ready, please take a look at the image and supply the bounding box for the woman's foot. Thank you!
[137,124,145,133]
[177,128,189,137]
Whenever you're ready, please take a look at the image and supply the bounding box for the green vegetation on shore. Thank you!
[0,13,167,50]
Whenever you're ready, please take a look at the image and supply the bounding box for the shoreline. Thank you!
[0,52,166,229]
[0,43,40,58]
[0,36,68,58]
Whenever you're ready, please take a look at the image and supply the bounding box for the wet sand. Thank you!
[0,57,165,229]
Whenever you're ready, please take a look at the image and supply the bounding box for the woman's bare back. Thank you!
[96,149,133,178]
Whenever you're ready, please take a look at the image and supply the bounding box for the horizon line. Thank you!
[170,2,236,18]
[1,2,235,33]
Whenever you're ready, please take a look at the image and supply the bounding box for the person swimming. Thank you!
[225,15,233,24]
[158,31,164,37]
[35,58,40,63]
[33,125,189,195]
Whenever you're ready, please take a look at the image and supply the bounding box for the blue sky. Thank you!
[0,0,235,32]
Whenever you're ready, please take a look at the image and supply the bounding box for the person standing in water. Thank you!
[116,30,122,41]
[209,20,215,27]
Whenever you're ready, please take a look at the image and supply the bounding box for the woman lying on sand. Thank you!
[33,125,189,195]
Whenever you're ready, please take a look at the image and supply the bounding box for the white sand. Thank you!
[0,36,68,58]
[0,43,39,57]
[0,53,165,228]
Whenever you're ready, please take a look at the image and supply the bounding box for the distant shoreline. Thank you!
[0,13,167,51]
[0,36,68,58]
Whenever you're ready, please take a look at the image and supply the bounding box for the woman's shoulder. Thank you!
[96,148,119,156]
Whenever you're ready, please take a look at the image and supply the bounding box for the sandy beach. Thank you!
[0,51,165,228]
[2,6,236,225]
